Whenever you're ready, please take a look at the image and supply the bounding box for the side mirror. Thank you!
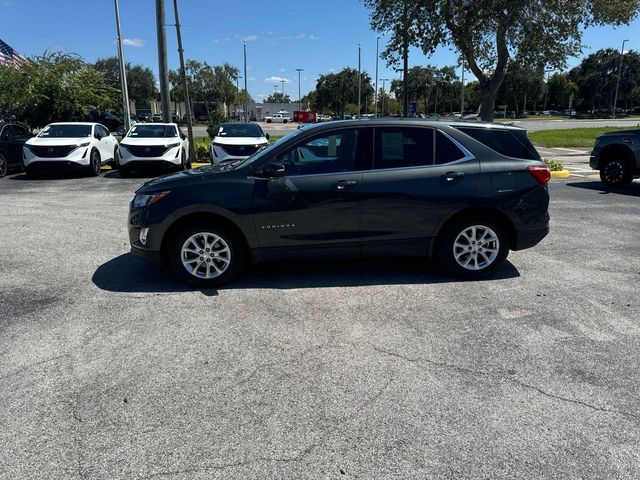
[259,162,285,178]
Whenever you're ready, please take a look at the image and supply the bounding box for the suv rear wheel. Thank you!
[600,158,633,188]
[436,216,509,279]
[88,149,101,177]
[167,222,246,287]
[0,154,7,178]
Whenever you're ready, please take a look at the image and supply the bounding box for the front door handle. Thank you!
[335,180,358,190]
[442,171,465,181]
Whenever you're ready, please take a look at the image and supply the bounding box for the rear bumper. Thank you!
[513,225,549,251]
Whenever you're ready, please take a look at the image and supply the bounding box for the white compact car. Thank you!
[210,122,270,165]
[23,122,118,176]
[117,123,190,176]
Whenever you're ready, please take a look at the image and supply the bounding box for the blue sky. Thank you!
[1,0,639,100]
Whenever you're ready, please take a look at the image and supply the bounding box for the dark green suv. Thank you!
[128,119,550,287]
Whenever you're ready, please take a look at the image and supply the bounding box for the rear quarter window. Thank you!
[456,127,539,160]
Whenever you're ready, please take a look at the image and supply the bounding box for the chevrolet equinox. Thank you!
[128,119,550,287]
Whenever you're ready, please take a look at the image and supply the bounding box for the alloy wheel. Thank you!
[453,225,500,271]
[603,160,623,184]
[0,155,6,178]
[180,232,231,279]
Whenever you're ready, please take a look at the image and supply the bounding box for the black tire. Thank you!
[435,216,509,279]
[283,119,288,124]
[266,119,272,123]
[167,221,246,288]
[179,149,191,171]
[0,154,7,178]
[88,149,101,177]
[111,147,120,170]
[600,158,633,188]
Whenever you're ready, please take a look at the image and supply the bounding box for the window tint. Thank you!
[374,127,433,169]
[275,129,358,175]
[456,127,537,160]
[435,131,466,164]
[98,125,110,137]
[1,126,15,141]
[12,125,31,140]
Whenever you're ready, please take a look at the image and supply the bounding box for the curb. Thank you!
[550,169,571,179]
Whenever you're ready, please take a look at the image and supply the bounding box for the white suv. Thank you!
[117,123,190,176]
[210,123,270,165]
[23,122,118,176]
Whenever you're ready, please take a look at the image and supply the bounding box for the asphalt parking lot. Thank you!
[1,171,639,479]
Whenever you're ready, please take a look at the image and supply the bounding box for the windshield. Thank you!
[127,124,177,138]
[229,128,305,170]
[38,124,92,138]
[216,123,264,138]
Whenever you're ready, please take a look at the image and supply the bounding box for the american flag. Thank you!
[0,38,26,68]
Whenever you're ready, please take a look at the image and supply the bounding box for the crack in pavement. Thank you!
[368,343,640,421]
[0,353,71,381]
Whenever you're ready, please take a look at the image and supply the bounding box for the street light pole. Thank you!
[281,79,285,95]
[357,43,362,118]
[460,55,465,115]
[155,0,171,122]
[381,78,389,116]
[235,75,242,120]
[172,0,196,163]
[296,68,304,112]
[113,0,131,133]
[613,39,629,119]
[243,40,248,122]
[375,35,380,117]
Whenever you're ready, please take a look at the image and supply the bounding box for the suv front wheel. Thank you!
[167,222,246,287]
[436,216,509,279]
[600,158,633,188]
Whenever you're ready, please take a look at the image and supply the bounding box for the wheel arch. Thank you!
[597,144,635,169]
[430,207,518,257]
[160,212,250,262]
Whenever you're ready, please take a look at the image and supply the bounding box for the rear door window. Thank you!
[373,127,434,169]
[435,131,466,164]
[456,127,538,160]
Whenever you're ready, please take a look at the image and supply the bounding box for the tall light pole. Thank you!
[375,35,380,117]
[235,75,242,120]
[613,39,629,119]
[357,43,362,118]
[280,79,286,95]
[243,40,248,122]
[155,0,171,122]
[172,0,196,163]
[381,78,389,116]
[460,55,465,115]
[113,0,131,133]
[296,68,304,112]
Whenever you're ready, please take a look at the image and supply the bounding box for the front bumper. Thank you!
[130,244,162,266]
[24,160,89,174]
[119,145,182,168]
[121,160,180,171]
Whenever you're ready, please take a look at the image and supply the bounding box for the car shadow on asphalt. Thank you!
[8,172,90,180]
[102,171,161,180]
[92,253,521,293]
[566,181,640,197]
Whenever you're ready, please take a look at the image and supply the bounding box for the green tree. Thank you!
[496,62,545,115]
[314,68,374,116]
[265,91,291,103]
[569,49,640,113]
[546,73,579,110]
[0,52,118,128]
[94,57,156,104]
[364,0,640,121]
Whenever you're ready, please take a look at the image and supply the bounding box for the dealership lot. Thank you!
[1,172,639,479]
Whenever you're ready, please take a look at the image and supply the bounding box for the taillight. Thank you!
[528,165,551,185]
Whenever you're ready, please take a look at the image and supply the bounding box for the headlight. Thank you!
[130,191,171,209]
[77,141,90,148]
[165,142,181,149]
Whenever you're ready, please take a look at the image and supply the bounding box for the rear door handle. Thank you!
[335,180,358,190]
[442,171,465,181]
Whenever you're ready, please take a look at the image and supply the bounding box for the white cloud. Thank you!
[243,35,258,42]
[264,76,290,84]
[213,39,220,44]
[279,68,286,72]
[248,76,256,81]
[295,34,320,41]
[122,38,145,48]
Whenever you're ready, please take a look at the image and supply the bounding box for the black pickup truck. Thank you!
[590,129,640,187]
